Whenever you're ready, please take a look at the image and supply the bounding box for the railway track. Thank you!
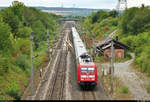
[33,21,73,100]
[30,21,108,100]
[45,22,74,100]
[46,50,67,100]
[45,23,71,100]
[81,91,97,100]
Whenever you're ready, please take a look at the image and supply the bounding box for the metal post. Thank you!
[86,30,88,48]
[30,32,34,96]
[93,33,95,46]
[47,29,50,61]
[53,32,57,49]
[110,40,114,94]
[53,32,57,42]
[101,65,104,83]
[54,32,56,41]
[92,32,95,61]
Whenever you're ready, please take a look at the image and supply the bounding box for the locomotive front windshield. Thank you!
[81,67,95,73]
[88,68,95,73]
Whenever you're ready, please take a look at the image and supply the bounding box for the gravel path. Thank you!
[102,53,150,100]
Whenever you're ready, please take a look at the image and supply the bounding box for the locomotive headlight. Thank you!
[89,75,95,78]
[81,75,87,78]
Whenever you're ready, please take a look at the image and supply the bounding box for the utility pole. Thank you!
[53,32,57,49]
[86,30,88,49]
[53,32,57,42]
[110,40,114,94]
[47,29,50,61]
[30,32,34,96]
[92,32,95,61]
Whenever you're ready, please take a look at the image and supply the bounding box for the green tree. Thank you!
[0,57,11,76]
[120,6,150,35]
[109,10,119,18]
[1,8,20,37]
[32,20,46,48]
[23,7,38,26]
[11,0,24,21]
[0,22,12,52]
[91,10,109,24]
[120,7,138,34]
[0,14,3,22]
[0,1,59,100]
[17,27,32,38]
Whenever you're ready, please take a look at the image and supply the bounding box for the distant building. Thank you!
[96,38,129,58]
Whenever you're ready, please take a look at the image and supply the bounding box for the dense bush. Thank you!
[120,6,150,35]
[0,57,11,76]
[5,81,21,100]
[120,32,150,74]
[99,19,110,27]
[16,55,29,71]
[0,1,59,100]
[34,57,42,69]
[32,20,46,44]
[91,10,109,24]
[14,38,30,55]
[0,22,12,53]
[1,8,20,35]
[147,84,150,93]
[90,10,118,24]
[83,10,119,40]
[16,27,32,38]
[109,10,119,18]
[121,86,129,94]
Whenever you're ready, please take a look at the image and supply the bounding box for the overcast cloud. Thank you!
[0,0,150,9]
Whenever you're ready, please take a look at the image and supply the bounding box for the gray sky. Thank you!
[0,0,150,9]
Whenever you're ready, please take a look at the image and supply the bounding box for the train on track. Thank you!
[72,27,97,89]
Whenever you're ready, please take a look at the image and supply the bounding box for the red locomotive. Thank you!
[72,27,97,89]
[77,61,98,88]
